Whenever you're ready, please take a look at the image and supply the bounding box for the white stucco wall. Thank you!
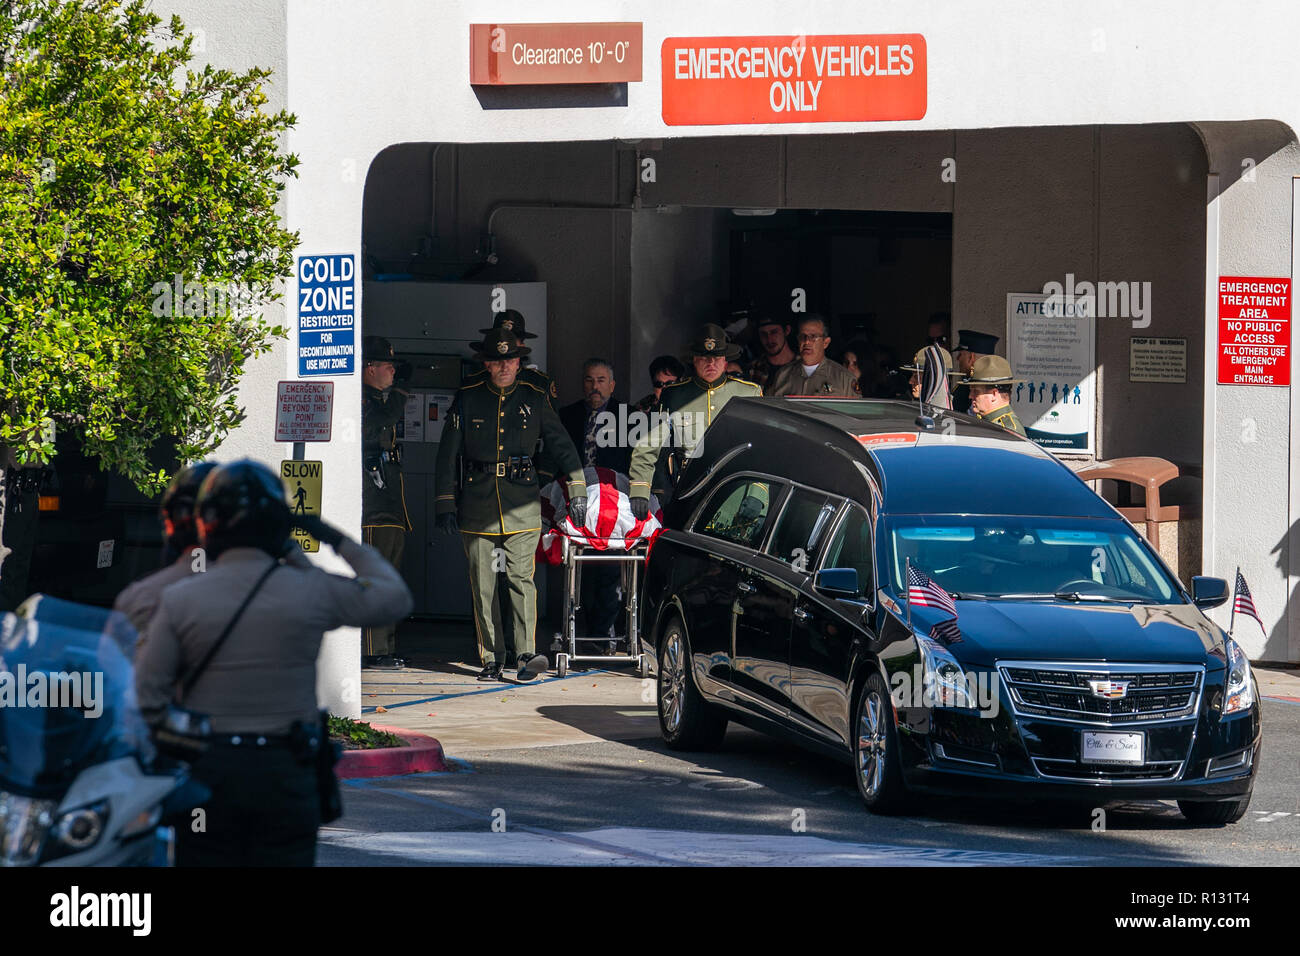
[161,0,1300,675]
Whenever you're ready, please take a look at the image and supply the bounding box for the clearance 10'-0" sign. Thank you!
[1217,276,1290,386]
[661,34,927,125]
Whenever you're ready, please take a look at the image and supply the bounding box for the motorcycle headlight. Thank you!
[41,800,110,863]
[918,636,977,709]
[1222,639,1256,717]
[0,792,57,867]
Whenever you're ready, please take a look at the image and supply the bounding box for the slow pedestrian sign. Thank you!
[280,459,323,552]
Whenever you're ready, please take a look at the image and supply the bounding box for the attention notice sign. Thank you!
[661,34,927,125]
[1217,276,1290,386]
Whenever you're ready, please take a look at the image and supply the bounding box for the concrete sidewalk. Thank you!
[358,661,1300,761]
[359,661,658,754]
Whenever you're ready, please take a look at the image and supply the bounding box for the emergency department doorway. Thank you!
[362,125,1213,657]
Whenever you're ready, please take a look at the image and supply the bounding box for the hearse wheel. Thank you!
[1177,794,1252,826]
[854,672,908,815]
[657,616,727,750]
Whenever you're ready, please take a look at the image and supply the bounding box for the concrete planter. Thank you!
[336,724,448,778]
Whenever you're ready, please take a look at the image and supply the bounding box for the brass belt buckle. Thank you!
[496,462,506,478]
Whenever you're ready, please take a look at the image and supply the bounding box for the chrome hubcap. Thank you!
[660,630,686,733]
[857,690,887,798]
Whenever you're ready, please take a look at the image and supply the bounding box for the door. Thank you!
[790,502,875,747]
[688,476,780,690]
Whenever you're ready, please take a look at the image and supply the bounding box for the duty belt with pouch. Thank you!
[153,561,280,761]
[467,456,535,483]
[364,445,402,490]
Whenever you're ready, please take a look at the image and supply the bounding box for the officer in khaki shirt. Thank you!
[963,355,1028,436]
[136,460,413,867]
[435,328,587,682]
[765,315,857,397]
[628,323,763,516]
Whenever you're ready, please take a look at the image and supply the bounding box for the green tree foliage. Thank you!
[0,0,298,492]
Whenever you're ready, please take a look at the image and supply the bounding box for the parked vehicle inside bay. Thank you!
[641,398,1261,824]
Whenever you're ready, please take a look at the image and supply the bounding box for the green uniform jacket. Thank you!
[463,364,560,480]
[362,384,412,529]
[978,402,1027,437]
[628,374,763,500]
[435,378,586,535]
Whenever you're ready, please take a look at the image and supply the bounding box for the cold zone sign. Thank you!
[298,254,355,376]
[661,34,926,125]
[1217,276,1290,386]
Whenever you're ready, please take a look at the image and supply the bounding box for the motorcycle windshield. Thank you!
[0,602,153,797]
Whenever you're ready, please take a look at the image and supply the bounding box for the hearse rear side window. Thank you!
[767,489,837,567]
[696,477,776,550]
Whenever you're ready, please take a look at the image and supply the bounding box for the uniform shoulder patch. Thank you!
[549,379,558,399]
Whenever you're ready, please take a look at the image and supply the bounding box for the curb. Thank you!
[336,724,450,778]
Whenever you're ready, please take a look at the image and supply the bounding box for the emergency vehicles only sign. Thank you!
[298,254,355,376]
[1217,276,1290,386]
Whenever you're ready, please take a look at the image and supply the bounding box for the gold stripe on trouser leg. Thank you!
[502,529,541,659]
[463,533,505,665]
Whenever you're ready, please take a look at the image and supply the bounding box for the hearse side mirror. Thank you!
[1191,576,1229,610]
[815,568,860,600]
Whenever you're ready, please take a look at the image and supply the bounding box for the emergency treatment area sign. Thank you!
[661,34,926,125]
[298,254,355,376]
[1217,276,1290,386]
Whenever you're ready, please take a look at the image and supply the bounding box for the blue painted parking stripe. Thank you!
[360,669,611,713]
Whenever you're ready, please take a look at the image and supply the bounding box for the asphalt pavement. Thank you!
[320,662,1300,866]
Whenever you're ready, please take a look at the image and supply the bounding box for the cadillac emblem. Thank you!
[496,341,509,354]
[1087,679,1130,700]
[703,338,717,351]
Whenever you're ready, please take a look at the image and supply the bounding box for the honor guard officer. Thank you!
[113,461,216,634]
[464,309,559,408]
[361,335,412,669]
[628,323,763,519]
[464,309,561,482]
[963,355,1027,436]
[434,328,587,682]
[950,330,999,414]
[136,460,413,867]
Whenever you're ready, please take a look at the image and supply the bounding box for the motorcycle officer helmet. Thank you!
[160,461,218,552]
[195,459,291,559]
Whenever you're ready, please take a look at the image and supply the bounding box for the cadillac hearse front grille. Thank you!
[998,662,1204,725]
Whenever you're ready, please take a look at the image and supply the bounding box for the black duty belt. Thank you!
[466,456,533,479]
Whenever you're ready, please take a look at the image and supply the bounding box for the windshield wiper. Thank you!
[945,592,987,601]
[1054,591,1134,603]
[990,593,1054,600]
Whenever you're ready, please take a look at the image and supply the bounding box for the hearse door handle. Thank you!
[793,606,812,622]
[736,579,757,595]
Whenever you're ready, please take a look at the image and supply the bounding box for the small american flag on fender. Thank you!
[907,564,958,620]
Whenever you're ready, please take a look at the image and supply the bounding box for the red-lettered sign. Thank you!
[1217,276,1290,386]
[470,23,642,85]
[661,34,926,125]
[275,380,334,442]
[856,432,918,448]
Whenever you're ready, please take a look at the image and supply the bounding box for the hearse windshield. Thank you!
[882,516,1182,605]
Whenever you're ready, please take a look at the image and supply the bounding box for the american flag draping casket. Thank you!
[537,467,664,565]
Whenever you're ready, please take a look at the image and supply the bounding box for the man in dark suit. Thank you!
[559,358,632,475]
[558,358,632,643]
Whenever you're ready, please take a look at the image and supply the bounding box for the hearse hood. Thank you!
[910,600,1227,668]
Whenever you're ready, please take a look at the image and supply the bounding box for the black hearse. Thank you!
[642,399,1260,824]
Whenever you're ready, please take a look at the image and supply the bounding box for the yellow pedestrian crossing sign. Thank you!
[281,459,323,552]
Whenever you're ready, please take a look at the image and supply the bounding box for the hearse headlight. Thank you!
[1222,639,1255,717]
[918,637,976,709]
